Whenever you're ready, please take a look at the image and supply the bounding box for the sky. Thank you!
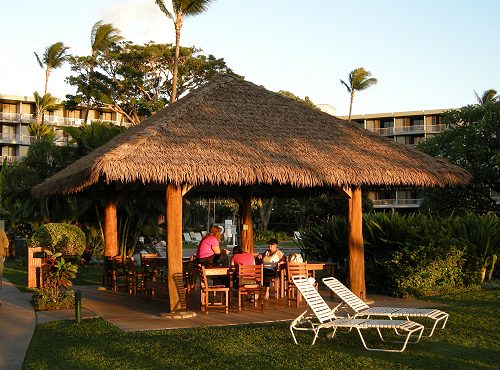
[1,0,499,116]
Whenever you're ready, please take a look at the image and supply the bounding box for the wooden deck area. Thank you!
[77,285,443,332]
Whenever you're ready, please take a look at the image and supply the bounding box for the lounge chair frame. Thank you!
[322,277,449,337]
[290,276,424,352]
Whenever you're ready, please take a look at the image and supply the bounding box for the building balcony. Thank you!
[0,133,32,145]
[367,124,447,137]
[1,112,130,127]
[372,198,422,208]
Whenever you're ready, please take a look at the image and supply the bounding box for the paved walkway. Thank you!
[0,278,35,370]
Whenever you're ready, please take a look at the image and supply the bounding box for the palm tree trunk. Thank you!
[44,68,50,95]
[171,14,183,104]
[348,91,355,121]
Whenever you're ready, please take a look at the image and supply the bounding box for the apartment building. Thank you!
[337,109,449,211]
[0,93,131,164]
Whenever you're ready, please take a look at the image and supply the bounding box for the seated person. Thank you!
[195,225,222,267]
[258,238,284,299]
[231,246,255,266]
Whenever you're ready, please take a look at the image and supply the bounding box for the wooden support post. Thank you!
[166,183,183,312]
[104,197,118,257]
[240,193,254,255]
[348,186,366,299]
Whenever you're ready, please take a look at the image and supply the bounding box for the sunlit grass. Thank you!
[23,287,500,370]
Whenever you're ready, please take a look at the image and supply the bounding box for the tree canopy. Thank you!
[418,101,500,215]
[65,41,237,124]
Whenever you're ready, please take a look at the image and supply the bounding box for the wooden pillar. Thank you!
[239,193,254,254]
[104,197,118,257]
[166,183,183,312]
[348,186,366,299]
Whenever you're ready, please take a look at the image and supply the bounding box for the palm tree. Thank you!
[31,91,60,141]
[83,21,123,121]
[474,89,499,105]
[340,67,378,121]
[34,42,70,94]
[155,0,213,103]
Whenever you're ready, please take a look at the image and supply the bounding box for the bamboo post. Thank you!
[166,183,183,312]
[348,186,366,299]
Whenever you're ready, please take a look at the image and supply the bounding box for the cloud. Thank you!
[98,0,174,44]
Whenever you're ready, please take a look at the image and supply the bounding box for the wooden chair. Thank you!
[286,262,308,307]
[141,253,162,282]
[237,264,264,313]
[125,257,146,295]
[110,256,127,292]
[199,266,230,314]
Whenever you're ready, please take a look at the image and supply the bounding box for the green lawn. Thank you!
[6,258,499,369]
[22,287,500,369]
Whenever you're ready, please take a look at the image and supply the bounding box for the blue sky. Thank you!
[1,0,498,116]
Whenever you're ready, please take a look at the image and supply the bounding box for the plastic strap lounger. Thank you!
[322,277,449,337]
[290,276,424,352]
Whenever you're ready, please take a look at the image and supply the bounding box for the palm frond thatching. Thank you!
[32,75,470,198]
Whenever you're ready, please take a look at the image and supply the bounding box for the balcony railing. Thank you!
[372,198,423,208]
[1,112,131,127]
[367,124,448,137]
[0,133,32,145]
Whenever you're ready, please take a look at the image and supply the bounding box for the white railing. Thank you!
[426,124,447,133]
[1,112,131,127]
[393,124,425,135]
[367,127,394,136]
[372,198,423,207]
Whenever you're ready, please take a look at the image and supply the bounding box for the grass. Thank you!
[7,257,499,369]
[22,287,500,369]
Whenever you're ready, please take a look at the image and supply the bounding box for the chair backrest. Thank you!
[237,264,263,286]
[293,231,302,242]
[193,232,203,242]
[322,277,370,313]
[183,233,193,242]
[286,262,307,282]
[292,276,336,323]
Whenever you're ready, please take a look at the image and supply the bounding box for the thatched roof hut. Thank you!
[32,75,470,311]
[32,75,469,198]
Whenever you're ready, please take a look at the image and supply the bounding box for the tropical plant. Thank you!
[31,91,60,140]
[32,250,78,310]
[155,0,214,102]
[448,212,500,282]
[62,121,126,156]
[474,88,499,105]
[34,42,70,94]
[278,90,318,110]
[340,67,378,121]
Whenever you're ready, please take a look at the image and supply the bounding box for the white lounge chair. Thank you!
[322,277,449,337]
[290,276,424,352]
[183,233,196,244]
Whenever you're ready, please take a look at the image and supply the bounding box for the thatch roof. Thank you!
[33,75,470,198]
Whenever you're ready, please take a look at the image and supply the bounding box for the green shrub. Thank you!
[32,289,75,311]
[30,223,86,257]
[385,242,481,297]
